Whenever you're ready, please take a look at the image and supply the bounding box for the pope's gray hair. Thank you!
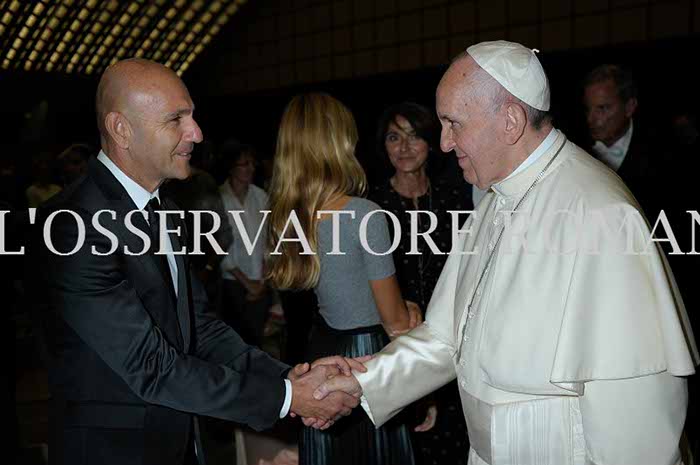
[452,51,551,130]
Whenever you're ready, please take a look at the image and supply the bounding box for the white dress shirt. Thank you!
[592,121,634,172]
[98,151,179,293]
[219,182,268,281]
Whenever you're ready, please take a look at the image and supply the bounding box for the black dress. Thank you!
[370,177,473,465]
[301,317,415,465]
[299,197,415,465]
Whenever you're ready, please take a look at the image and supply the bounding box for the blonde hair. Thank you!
[267,93,367,290]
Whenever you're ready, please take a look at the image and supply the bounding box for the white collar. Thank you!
[593,121,634,159]
[503,127,558,182]
[97,151,159,209]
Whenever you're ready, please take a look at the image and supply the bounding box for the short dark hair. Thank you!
[220,140,257,171]
[376,102,439,158]
[583,64,637,103]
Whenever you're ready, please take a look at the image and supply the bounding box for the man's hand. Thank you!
[300,374,364,430]
[288,355,371,382]
[287,362,311,381]
[290,365,359,428]
[288,355,371,428]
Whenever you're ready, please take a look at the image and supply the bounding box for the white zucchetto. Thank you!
[467,40,550,111]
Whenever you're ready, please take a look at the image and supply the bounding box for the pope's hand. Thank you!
[297,374,364,430]
[313,372,363,400]
[310,355,371,376]
[290,365,359,427]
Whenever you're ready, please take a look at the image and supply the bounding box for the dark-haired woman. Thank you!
[370,102,472,465]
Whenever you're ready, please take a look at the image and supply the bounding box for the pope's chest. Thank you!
[451,195,525,383]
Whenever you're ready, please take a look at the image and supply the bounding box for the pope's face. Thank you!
[128,74,203,190]
[436,59,505,190]
[583,79,636,147]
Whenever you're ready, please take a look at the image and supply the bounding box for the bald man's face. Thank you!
[125,71,203,189]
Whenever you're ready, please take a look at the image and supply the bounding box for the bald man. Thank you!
[29,59,360,465]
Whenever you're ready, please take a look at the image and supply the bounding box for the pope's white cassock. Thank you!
[355,128,699,465]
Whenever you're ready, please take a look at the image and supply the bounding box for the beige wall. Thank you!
[202,0,698,95]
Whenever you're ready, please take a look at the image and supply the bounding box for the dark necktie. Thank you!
[144,197,176,297]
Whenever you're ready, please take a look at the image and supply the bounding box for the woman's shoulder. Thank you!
[345,196,384,214]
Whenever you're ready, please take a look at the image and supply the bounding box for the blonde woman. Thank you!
[267,93,420,465]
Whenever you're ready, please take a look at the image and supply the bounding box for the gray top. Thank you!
[315,197,396,330]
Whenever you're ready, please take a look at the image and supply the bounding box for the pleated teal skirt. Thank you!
[299,316,415,465]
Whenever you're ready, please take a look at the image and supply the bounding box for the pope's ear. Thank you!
[503,102,527,145]
[104,112,132,149]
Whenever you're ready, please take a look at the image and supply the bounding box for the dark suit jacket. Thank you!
[30,157,289,465]
[591,125,657,218]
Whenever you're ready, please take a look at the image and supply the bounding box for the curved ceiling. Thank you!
[0,0,246,77]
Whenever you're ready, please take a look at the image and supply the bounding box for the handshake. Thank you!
[286,355,369,430]
[285,301,424,430]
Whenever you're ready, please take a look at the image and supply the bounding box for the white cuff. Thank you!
[360,395,376,424]
[279,379,292,418]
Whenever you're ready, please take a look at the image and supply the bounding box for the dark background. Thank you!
[1,36,697,186]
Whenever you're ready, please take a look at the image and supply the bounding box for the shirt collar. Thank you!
[503,127,558,182]
[593,121,634,159]
[492,129,567,198]
[97,151,159,209]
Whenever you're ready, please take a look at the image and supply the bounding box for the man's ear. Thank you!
[104,112,131,149]
[503,102,527,145]
[624,97,638,119]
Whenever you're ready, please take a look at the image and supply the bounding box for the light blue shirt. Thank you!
[97,151,292,418]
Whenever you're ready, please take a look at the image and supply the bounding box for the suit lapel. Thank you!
[88,158,186,350]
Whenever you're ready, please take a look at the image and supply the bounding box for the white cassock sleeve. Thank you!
[579,372,687,465]
[354,237,466,426]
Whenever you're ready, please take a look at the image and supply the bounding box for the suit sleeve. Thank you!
[189,267,290,381]
[36,207,284,431]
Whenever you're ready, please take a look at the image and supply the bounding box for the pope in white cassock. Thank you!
[312,40,699,465]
